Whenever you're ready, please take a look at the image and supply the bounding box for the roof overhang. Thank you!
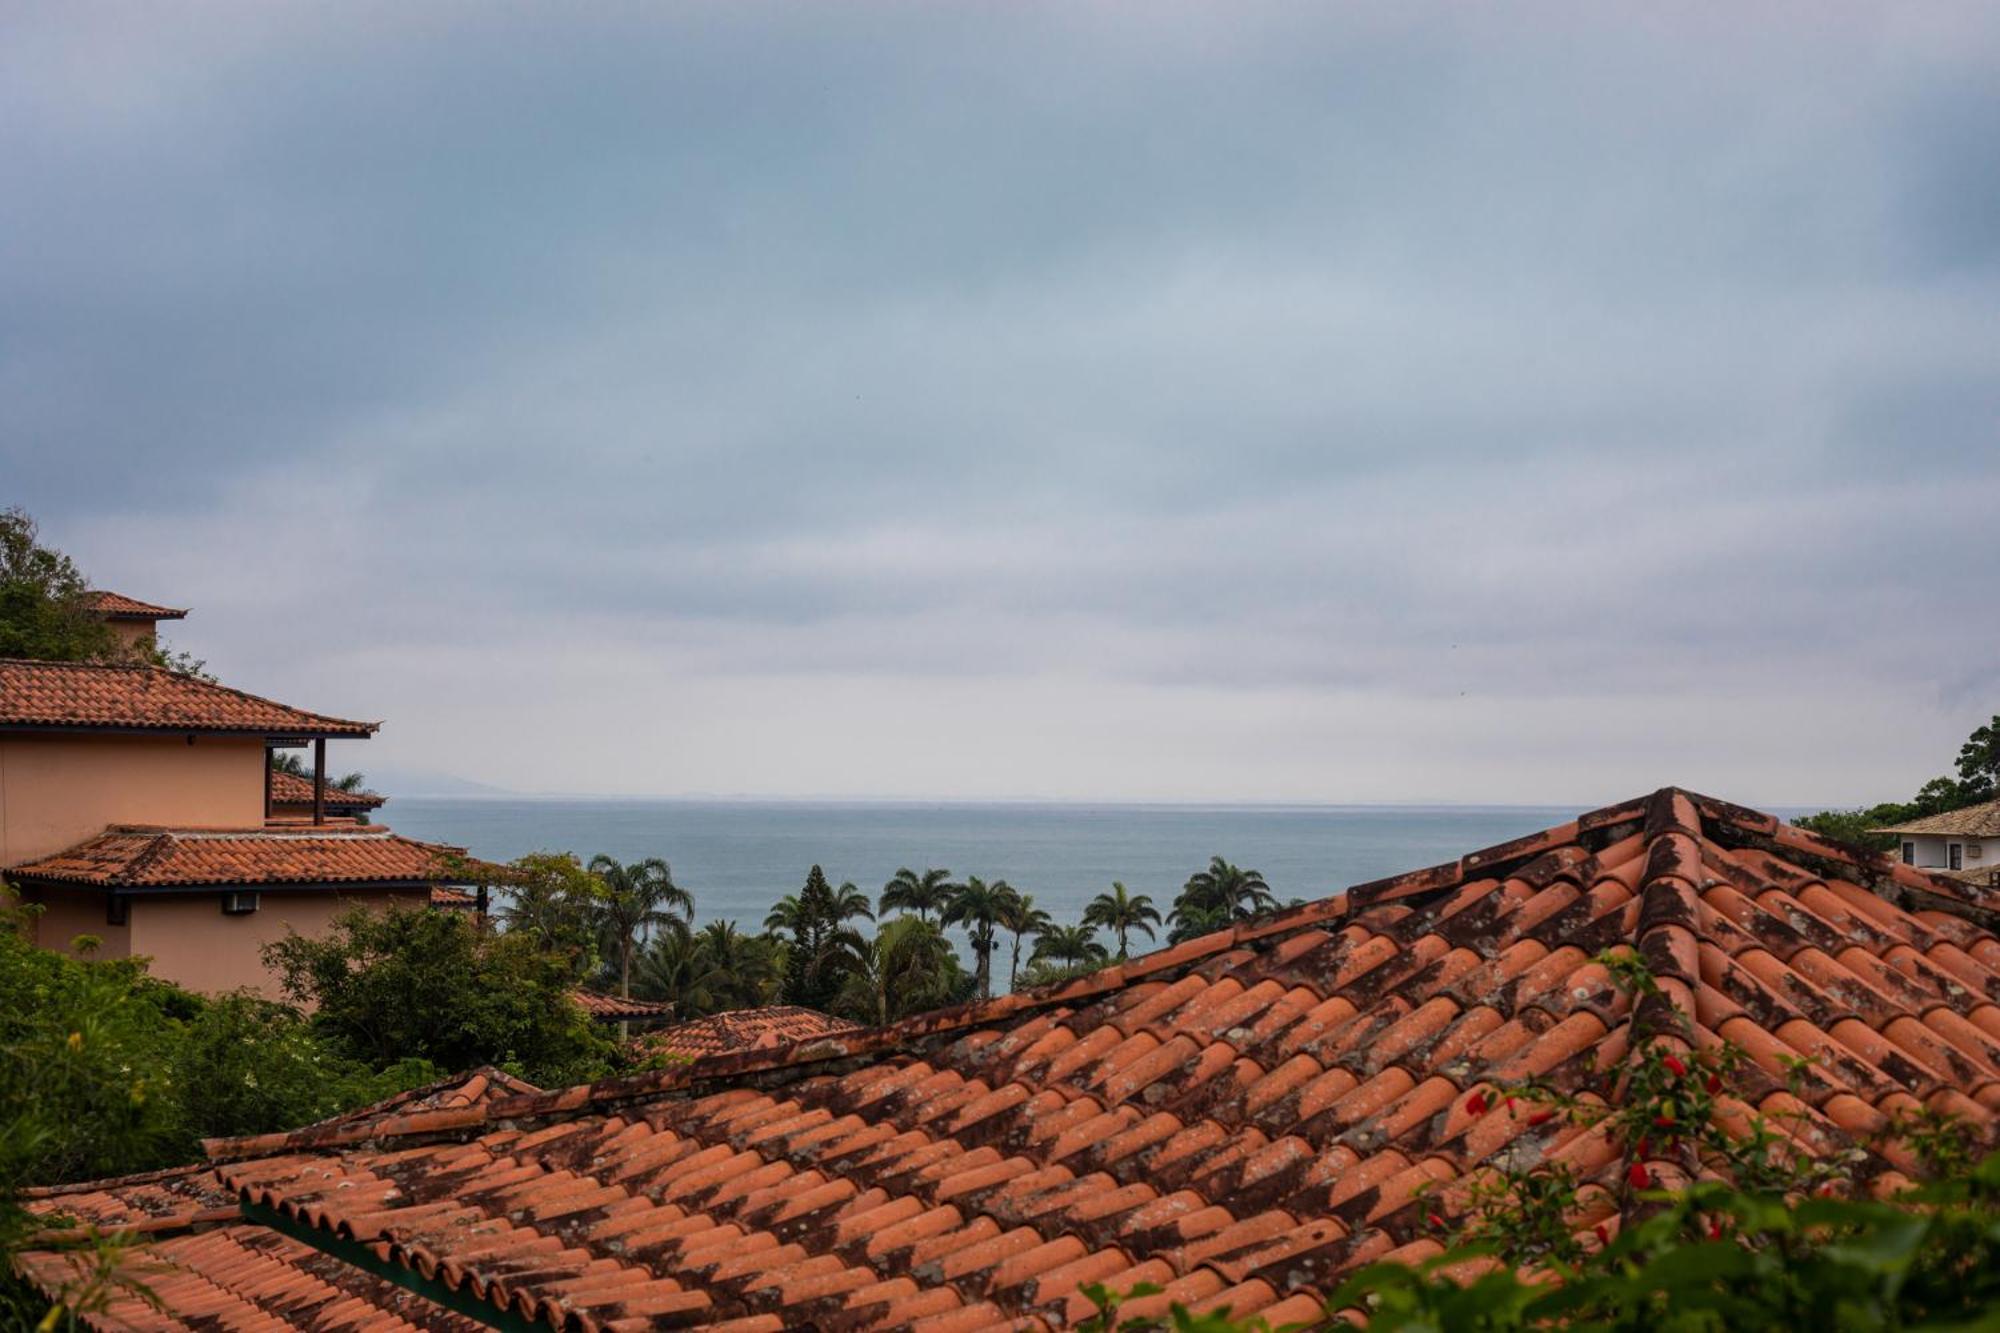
[0,724,373,740]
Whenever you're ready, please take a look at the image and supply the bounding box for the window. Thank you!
[1970,842,1984,861]
[220,890,261,915]
[106,895,129,927]
[1902,842,1916,865]
[1949,844,1964,871]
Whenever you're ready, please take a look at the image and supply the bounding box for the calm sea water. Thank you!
[392,798,1644,943]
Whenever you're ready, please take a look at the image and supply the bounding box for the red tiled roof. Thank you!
[318,1065,542,1129]
[267,766,386,810]
[1874,798,2000,839]
[430,884,478,908]
[81,589,187,620]
[0,659,374,736]
[6,825,507,888]
[572,988,677,1021]
[15,1070,536,1332]
[47,789,2000,1332]
[641,1005,859,1058]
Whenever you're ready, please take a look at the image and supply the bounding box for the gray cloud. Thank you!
[4,2,1998,803]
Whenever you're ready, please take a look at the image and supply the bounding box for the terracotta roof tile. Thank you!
[15,1071,536,1331]
[35,787,2000,1331]
[0,659,373,736]
[6,825,506,888]
[267,767,386,810]
[1873,799,2000,839]
[639,1006,860,1059]
[80,589,187,620]
[430,884,477,908]
[573,989,675,1021]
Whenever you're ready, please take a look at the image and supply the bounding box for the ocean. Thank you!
[385,798,1762,951]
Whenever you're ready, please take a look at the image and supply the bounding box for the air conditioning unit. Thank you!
[220,891,261,915]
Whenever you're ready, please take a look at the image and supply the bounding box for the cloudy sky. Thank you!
[4,4,1997,805]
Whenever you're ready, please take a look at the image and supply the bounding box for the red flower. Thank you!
[1506,1097,1518,1112]
[1527,1109,1556,1127]
[1708,1220,1724,1240]
[1635,1136,1650,1159]
[1663,1054,1688,1078]
[1653,1114,1675,1129]
[1705,1072,1723,1094]
[1594,1223,1611,1246]
[1628,1162,1652,1189]
[1427,1211,1446,1229]
[1466,1092,1490,1117]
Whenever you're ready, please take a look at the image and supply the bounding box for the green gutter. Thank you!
[238,1200,538,1332]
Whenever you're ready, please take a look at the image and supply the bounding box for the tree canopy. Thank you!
[0,507,116,663]
[263,902,612,1087]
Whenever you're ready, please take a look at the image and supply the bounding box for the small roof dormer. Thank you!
[81,590,189,623]
[82,590,189,654]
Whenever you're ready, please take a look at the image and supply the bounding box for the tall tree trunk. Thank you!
[619,942,632,1042]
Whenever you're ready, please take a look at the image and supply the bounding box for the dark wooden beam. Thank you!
[313,737,326,826]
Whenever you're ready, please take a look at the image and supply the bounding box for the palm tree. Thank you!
[831,879,875,929]
[1031,922,1108,969]
[997,889,1051,993]
[586,856,694,1007]
[1169,856,1275,944]
[1082,882,1161,959]
[266,750,363,792]
[880,867,956,923]
[835,916,958,1026]
[694,920,779,1011]
[633,928,716,1016]
[943,876,1012,1000]
[771,866,873,1011]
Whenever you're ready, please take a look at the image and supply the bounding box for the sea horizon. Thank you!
[386,795,1816,977]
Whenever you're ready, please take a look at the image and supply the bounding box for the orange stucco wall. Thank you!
[31,886,431,998]
[105,622,157,654]
[0,733,266,868]
[29,888,132,960]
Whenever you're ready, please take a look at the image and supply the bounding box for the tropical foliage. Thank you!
[942,875,1012,999]
[263,901,612,1086]
[586,855,692,1000]
[998,890,1052,992]
[769,866,873,1012]
[632,920,782,1017]
[1083,881,1161,959]
[834,916,968,1026]
[1167,856,1275,943]
[1031,922,1107,969]
[880,866,956,923]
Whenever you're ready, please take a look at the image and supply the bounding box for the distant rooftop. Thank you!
[1874,798,2000,840]
[6,825,505,889]
[80,589,187,621]
[571,989,675,1022]
[638,1004,858,1059]
[267,766,385,809]
[0,659,375,737]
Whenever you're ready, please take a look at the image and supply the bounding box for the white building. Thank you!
[1874,798,2000,887]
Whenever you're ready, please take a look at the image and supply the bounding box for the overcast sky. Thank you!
[4,4,1997,805]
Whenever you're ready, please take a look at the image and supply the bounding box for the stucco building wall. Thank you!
[29,889,132,960]
[0,733,266,868]
[73,886,432,999]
